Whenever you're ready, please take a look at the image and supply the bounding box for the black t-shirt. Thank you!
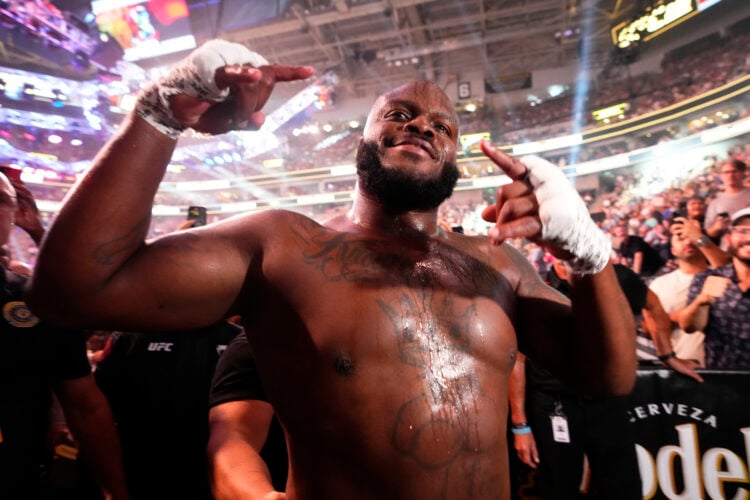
[0,269,91,496]
[525,264,646,392]
[95,321,241,499]
[209,331,288,492]
[618,235,665,277]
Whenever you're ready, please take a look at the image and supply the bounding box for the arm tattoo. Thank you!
[92,215,151,266]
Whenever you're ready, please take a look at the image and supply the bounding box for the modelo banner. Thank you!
[629,369,750,499]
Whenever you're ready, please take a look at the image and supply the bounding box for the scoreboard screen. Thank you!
[610,0,722,49]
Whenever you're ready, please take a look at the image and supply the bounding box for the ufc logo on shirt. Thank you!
[147,342,174,352]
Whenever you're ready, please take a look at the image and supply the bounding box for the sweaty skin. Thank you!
[248,213,526,499]
[29,73,636,500]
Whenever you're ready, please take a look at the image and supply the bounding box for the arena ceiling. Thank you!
[0,0,637,102]
[194,0,638,100]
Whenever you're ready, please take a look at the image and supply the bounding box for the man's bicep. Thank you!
[86,227,252,331]
[515,277,574,377]
[497,244,572,368]
[209,400,274,451]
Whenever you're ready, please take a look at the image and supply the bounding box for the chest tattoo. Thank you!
[292,220,511,495]
[379,288,502,497]
[296,223,507,297]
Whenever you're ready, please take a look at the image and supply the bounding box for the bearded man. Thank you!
[680,207,750,369]
[29,40,635,499]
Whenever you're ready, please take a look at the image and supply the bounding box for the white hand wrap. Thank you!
[523,155,611,275]
[135,39,268,139]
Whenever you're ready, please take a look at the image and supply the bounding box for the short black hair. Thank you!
[723,159,747,172]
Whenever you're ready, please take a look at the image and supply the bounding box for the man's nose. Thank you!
[405,116,434,138]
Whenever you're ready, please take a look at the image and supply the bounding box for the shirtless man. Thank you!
[28,40,636,499]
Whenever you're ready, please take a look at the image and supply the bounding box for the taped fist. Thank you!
[480,140,611,275]
[136,39,314,138]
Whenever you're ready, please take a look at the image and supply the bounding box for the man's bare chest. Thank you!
[292,230,511,299]
[263,231,518,363]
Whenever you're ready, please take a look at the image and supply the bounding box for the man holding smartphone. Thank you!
[680,207,750,369]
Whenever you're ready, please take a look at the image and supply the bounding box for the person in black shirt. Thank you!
[94,320,241,499]
[0,172,128,499]
[612,223,666,277]
[509,259,700,499]
[207,330,288,498]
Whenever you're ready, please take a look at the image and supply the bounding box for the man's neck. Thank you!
[677,256,708,275]
[733,257,750,287]
[347,189,441,237]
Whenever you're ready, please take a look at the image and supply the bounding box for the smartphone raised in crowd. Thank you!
[187,205,207,227]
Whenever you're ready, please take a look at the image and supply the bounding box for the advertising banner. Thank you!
[629,369,750,499]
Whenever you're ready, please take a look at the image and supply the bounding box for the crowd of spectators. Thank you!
[438,139,750,280]
[497,31,750,146]
[3,24,750,270]
[4,17,750,500]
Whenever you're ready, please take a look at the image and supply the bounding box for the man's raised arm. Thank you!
[27,40,313,331]
[480,140,637,396]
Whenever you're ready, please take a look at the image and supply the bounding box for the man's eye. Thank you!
[435,123,451,134]
[388,110,410,120]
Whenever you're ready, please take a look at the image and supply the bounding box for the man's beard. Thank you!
[730,242,750,266]
[355,140,459,212]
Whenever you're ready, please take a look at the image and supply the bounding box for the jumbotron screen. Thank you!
[611,0,723,49]
[90,0,196,62]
